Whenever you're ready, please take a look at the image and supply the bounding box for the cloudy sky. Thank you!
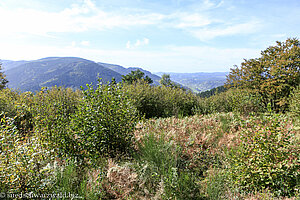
[0,0,299,72]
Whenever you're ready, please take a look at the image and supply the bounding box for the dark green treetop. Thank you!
[122,69,153,84]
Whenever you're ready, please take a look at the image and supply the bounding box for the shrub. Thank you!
[70,79,140,162]
[0,89,33,136]
[227,113,300,197]
[195,88,265,115]
[30,86,82,159]
[0,114,54,193]
[289,85,300,118]
[124,81,198,118]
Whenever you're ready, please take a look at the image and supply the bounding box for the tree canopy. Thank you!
[159,74,173,87]
[122,69,153,84]
[0,63,8,90]
[159,73,182,89]
[226,38,300,112]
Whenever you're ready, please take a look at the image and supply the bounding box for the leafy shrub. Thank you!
[124,81,198,118]
[227,113,300,197]
[0,89,33,136]
[70,79,140,162]
[29,86,82,158]
[195,88,265,115]
[0,114,54,193]
[195,89,234,114]
[289,85,300,118]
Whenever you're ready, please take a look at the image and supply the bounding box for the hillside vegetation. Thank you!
[0,38,299,199]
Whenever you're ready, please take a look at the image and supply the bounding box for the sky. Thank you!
[0,0,299,73]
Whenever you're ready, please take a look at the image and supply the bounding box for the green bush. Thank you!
[0,114,54,193]
[70,79,140,162]
[0,89,34,136]
[124,81,198,118]
[195,88,265,115]
[227,113,300,197]
[289,85,300,118]
[29,86,82,159]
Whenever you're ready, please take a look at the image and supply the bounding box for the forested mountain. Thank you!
[3,57,123,92]
[1,57,228,92]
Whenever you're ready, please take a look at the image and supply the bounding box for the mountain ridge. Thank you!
[1,57,228,92]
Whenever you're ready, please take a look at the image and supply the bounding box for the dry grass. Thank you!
[104,159,138,199]
[81,113,299,199]
[134,113,241,167]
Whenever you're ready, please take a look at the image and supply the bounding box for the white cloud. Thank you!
[71,41,76,47]
[0,0,165,37]
[0,41,261,72]
[126,38,149,49]
[80,40,90,46]
[0,0,262,42]
[174,13,213,28]
[190,20,262,41]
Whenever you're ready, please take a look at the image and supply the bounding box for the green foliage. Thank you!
[159,73,181,89]
[135,133,202,199]
[0,89,34,137]
[0,114,54,193]
[227,38,300,112]
[204,169,228,200]
[197,85,227,98]
[70,79,140,161]
[227,113,300,197]
[289,85,300,118]
[122,69,153,84]
[0,63,8,90]
[195,88,265,115]
[30,86,82,159]
[53,159,104,200]
[124,81,198,118]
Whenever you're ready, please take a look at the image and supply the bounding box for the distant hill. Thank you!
[1,60,29,71]
[98,62,161,85]
[155,72,228,93]
[4,57,123,92]
[2,57,228,93]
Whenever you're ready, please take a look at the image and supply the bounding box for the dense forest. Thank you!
[0,38,299,199]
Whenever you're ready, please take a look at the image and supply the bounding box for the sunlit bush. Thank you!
[27,86,81,158]
[123,81,198,118]
[227,113,299,197]
[70,79,141,161]
[195,88,265,115]
[289,85,300,118]
[0,114,54,193]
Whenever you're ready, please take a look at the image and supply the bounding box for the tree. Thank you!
[122,69,153,84]
[159,74,173,87]
[226,38,300,112]
[0,63,8,90]
[159,73,182,89]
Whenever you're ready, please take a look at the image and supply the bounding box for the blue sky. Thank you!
[0,0,299,72]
